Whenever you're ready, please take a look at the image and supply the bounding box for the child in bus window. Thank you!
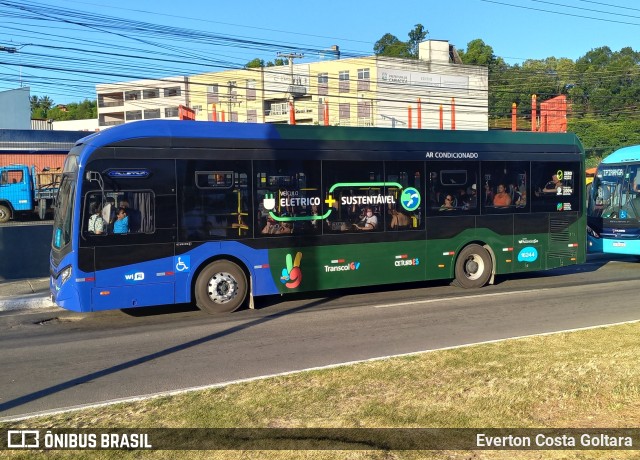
[113,207,129,234]
[87,202,105,234]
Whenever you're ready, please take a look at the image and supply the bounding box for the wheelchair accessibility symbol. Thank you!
[175,256,190,272]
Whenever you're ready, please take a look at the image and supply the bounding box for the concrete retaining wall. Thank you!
[0,223,52,280]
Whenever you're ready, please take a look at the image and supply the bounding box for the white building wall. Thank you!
[51,118,100,131]
[0,87,31,129]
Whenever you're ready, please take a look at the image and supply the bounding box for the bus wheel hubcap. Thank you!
[207,272,237,304]
[465,256,483,280]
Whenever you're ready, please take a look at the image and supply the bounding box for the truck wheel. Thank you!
[454,244,493,289]
[194,260,247,314]
[38,199,46,220]
[0,205,10,223]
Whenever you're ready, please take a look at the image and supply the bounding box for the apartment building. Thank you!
[96,77,188,127]
[96,40,488,130]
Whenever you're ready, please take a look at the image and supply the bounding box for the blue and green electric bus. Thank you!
[587,145,640,255]
[50,120,586,314]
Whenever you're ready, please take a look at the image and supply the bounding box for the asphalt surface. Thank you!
[0,277,54,312]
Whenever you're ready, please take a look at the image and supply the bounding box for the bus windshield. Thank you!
[52,176,76,250]
[590,165,640,220]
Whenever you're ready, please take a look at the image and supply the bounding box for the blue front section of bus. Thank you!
[51,241,280,312]
[602,238,640,255]
[587,234,603,253]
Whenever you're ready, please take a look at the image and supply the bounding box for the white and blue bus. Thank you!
[587,145,640,255]
[50,120,586,314]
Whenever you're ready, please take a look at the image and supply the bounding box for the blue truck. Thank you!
[0,164,61,222]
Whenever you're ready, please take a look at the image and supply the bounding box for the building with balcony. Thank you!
[96,40,488,130]
[96,77,188,127]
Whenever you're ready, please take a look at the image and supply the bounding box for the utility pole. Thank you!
[277,52,304,124]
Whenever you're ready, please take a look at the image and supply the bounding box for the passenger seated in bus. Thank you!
[87,202,105,235]
[440,195,455,211]
[277,222,292,234]
[389,207,410,229]
[493,184,512,207]
[354,207,378,230]
[113,207,129,234]
[515,189,527,208]
[467,184,478,207]
[484,183,494,205]
[538,174,562,196]
[262,217,278,234]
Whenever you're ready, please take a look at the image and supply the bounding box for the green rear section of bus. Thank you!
[267,215,585,293]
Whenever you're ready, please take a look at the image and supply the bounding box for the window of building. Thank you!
[207,84,219,104]
[143,88,160,99]
[318,73,329,96]
[144,109,161,119]
[339,71,350,93]
[125,90,141,101]
[246,80,256,101]
[163,87,181,97]
[357,68,370,91]
[125,110,142,121]
[164,107,179,118]
[228,81,238,103]
[339,103,350,120]
[357,100,371,119]
[247,109,257,123]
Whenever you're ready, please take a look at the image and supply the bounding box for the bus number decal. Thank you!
[517,247,538,263]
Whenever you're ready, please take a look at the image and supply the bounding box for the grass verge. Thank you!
[3,322,640,459]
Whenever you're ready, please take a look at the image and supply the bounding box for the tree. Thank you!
[374,24,429,59]
[374,33,411,58]
[30,95,55,118]
[407,24,428,58]
[245,58,265,69]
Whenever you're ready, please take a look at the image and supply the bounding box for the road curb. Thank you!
[0,294,55,312]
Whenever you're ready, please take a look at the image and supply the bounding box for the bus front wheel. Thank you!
[195,260,247,314]
[454,244,492,289]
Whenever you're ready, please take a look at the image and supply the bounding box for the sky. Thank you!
[1,0,640,104]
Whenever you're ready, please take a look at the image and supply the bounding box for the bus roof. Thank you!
[77,120,583,152]
[601,145,640,165]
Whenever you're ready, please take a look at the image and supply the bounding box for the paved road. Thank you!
[1,254,639,420]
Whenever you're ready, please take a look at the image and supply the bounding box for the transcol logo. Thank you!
[324,259,361,272]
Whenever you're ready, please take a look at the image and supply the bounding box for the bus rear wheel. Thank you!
[195,260,247,314]
[454,244,492,289]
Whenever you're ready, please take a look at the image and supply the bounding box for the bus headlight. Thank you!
[60,265,72,285]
